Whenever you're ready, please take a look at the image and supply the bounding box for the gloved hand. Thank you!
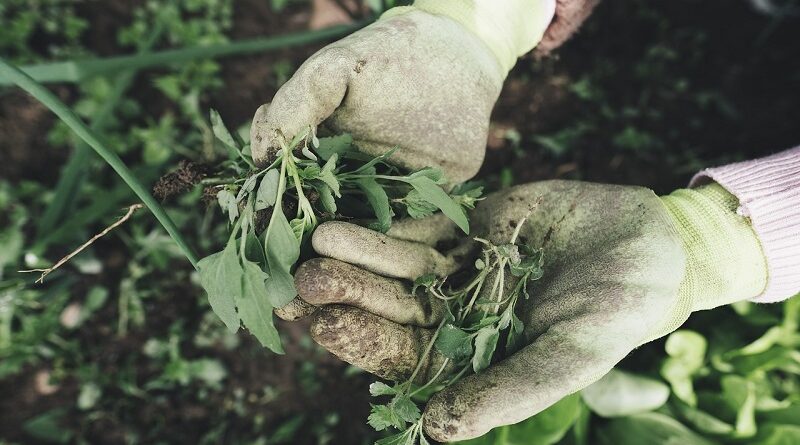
[249,1,563,183]
[287,180,768,441]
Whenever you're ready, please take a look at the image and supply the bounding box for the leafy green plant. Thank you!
[367,215,544,445]
[198,111,482,353]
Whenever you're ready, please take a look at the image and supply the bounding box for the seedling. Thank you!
[200,110,483,353]
[368,214,544,445]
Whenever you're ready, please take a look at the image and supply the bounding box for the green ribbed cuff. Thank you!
[643,183,768,342]
[384,1,555,74]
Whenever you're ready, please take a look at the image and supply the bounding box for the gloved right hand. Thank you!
[284,180,768,441]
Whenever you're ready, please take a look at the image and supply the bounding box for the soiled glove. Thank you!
[289,180,767,441]
[249,1,562,182]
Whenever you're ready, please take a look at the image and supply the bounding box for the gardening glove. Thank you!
[250,0,567,183]
[291,180,768,441]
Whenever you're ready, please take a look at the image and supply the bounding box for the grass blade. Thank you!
[0,23,366,85]
[0,57,199,269]
[37,23,165,238]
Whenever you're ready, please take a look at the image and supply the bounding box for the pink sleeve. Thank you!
[690,146,800,303]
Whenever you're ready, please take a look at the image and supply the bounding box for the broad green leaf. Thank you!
[751,424,800,445]
[265,207,300,276]
[22,408,73,444]
[216,189,239,223]
[435,324,474,361]
[209,108,240,150]
[355,177,393,233]
[368,404,405,431]
[236,174,259,202]
[455,393,582,445]
[581,369,669,417]
[403,189,438,219]
[407,176,469,234]
[472,327,499,373]
[319,153,341,196]
[661,330,707,406]
[264,266,296,308]
[721,375,757,437]
[237,261,283,353]
[317,183,337,214]
[392,395,421,424]
[673,401,734,435]
[408,167,445,184]
[197,240,241,333]
[316,133,353,161]
[596,412,713,445]
[255,168,279,211]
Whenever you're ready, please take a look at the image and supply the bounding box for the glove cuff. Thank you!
[384,1,556,75]
[642,184,767,343]
[663,184,768,311]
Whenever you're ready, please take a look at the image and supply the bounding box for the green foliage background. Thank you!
[0,0,798,444]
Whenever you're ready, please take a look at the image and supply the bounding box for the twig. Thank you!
[20,204,144,283]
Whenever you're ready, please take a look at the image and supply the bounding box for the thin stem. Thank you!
[406,317,447,392]
[410,358,450,397]
[0,58,199,269]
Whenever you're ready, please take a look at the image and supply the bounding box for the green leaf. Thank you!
[751,424,800,445]
[255,168,279,211]
[392,395,421,424]
[316,133,353,161]
[673,401,734,435]
[197,240,241,333]
[264,268,296,309]
[596,412,713,445]
[661,330,707,406]
[210,108,241,150]
[581,369,669,417]
[472,326,499,373]
[407,176,469,234]
[216,189,239,223]
[435,324,474,361]
[368,404,405,431]
[375,430,414,445]
[355,177,394,233]
[236,174,259,202]
[237,261,283,353]
[317,183,337,214]
[721,375,757,437]
[262,205,299,308]
[369,382,399,397]
[23,408,73,444]
[455,393,582,445]
[319,153,341,197]
[412,273,436,295]
[408,167,445,184]
[299,164,322,179]
[403,189,438,219]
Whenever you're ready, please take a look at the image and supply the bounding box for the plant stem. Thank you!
[406,317,448,392]
[0,58,200,269]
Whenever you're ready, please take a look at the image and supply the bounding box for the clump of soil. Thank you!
[153,160,210,201]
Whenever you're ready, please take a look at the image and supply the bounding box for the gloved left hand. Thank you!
[249,1,562,183]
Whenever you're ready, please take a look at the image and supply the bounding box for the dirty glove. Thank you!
[249,1,560,182]
[289,180,767,441]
